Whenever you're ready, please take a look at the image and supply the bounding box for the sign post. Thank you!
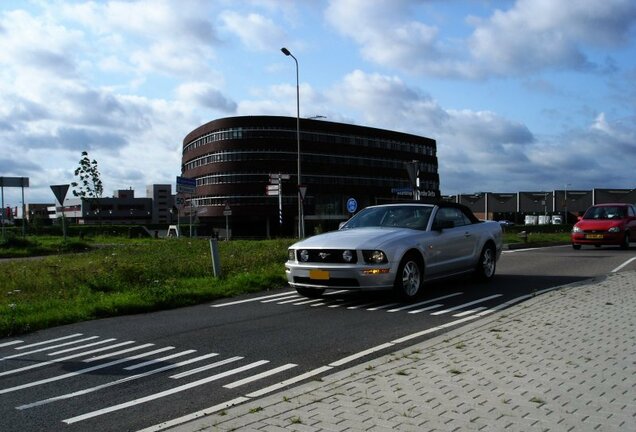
[267,174,290,228]
[223,203,232,241]
[1,177,29,239]
[50,184,70,241]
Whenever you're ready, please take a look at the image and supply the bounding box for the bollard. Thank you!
[209,238,222,277]
[518,231,528,243]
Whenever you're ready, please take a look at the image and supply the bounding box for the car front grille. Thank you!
[295,249,358,264]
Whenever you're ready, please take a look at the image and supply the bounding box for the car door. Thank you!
[425,207,479,276]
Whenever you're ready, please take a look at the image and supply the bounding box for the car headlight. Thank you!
[572,226,583,233]
[362,250,388,264]
[608,226,621,233]
[288,249,295,261]
[300,249,309,262]
[342,250,354,262]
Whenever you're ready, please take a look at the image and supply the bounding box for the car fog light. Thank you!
[288,249,295,261]
[300,250,309,262]
[362,268,390,275]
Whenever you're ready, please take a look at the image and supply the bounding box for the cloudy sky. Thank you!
[1,0,635,207]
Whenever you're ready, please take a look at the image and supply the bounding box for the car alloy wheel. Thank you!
[395,254,422,300]
[475,245,496,281]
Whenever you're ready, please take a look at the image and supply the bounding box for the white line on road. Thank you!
[63,360,270,424]
[13,333,83,350]
[47,338,117,355]
[0,340,23,348]
[430,294,503,316]
[453,307,487,317]
[387,292,463,312]
[170,356,243,379]
[17,351,220,410]
[223,363,298,389]
[124,349,194,370]
[211,291,294,307]
[329,342,395,367]
[0,343,157,394]
[1,336,100,360]
[612,256,636,273]
[0,341,137,378]
[407,304,443,314]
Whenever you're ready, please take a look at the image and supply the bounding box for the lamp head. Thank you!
[281,47,291,56]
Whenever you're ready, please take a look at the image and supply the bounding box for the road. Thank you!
[1,245,635,432]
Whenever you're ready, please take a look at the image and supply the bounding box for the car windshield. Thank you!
[583,206,626,220]
[341,205,433,230]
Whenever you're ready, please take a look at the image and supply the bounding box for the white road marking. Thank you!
[292,298,324,305]
[366,302,401,311]
[63,360,270,424]
[83,344,161,362]
[261,294,299,303]
[0,340,23,348]
[245,366,333,398]
[329,342,395,367]
[612,256,636,273]
[223,363,298,389]
[14,333,83,350]
[387,292,463,312]
[211,291,294,307]
[47,338,117,355]
[17,351,220,410]
[125,349,195,371]
[430,294,503,315]
[453,307,487,317]
[135,397,251,432]
[1,336,100,360]
[170,356,243,379]
[276,296,305,304]
[0,343,156,394]
[0,341,136,377]
[407,303,443,314]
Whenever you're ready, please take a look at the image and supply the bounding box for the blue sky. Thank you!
[0,0,635,207]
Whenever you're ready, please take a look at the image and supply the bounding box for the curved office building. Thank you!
[181,116,439,237]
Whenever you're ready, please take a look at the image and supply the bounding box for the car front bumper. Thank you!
[571,232,624,246]
[285,262,396,291]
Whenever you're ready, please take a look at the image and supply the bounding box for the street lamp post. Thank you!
[281,47,305,238]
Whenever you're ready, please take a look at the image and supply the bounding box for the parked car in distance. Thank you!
[571,203,636,250]
[497,220,514,227]
[551,215,563,225]
[286,203,503,300]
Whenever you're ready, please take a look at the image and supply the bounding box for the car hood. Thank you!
[575,219,623,230]
[290,227,417,250]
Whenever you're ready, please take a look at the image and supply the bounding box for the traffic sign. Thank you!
[346,197,358,213]
[50,184,70,205]
[266,185,280,192]
[298,186,307,200]
[270,174,290,180]
[176,176,196,194]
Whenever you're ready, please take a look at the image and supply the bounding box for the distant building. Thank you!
[53,186,172,225]
[181,115,440,237]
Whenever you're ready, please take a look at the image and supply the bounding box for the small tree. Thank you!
[71,151,104,220]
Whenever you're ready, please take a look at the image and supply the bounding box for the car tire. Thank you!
[394,253,423,301]
[296,287,325,298]
[572,244,581,250]
[620,232,630,250]
[474,244,496,282]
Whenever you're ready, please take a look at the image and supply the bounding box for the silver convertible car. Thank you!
[286,203,503,300]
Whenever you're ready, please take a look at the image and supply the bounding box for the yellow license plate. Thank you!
[309,269,330,280]
[586,234,603,239]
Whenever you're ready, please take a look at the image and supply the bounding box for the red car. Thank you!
[571,203,636,249]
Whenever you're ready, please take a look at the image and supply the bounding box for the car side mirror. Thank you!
[432,220,454,231]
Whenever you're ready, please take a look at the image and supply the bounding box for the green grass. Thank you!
[0,237,294,337]
[503,231,570,245]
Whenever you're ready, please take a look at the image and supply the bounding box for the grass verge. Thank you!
[1,238,294,337]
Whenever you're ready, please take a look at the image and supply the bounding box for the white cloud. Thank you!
[220,11,287,52]
[176,82,237,113]
[326,0,636,78]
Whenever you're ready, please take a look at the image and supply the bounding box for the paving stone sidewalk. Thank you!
[167,271,636,432]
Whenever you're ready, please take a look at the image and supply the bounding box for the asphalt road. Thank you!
[1,245,635,432]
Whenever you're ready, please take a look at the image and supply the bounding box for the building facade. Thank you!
[181,116,440,237]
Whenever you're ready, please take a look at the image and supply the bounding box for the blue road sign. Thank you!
[346,197,358,213]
